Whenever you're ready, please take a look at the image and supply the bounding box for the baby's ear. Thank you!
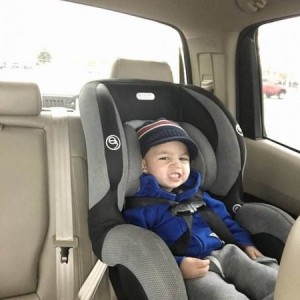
[142,159,148,173]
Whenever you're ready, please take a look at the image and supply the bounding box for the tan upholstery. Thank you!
[0,126,48,298]
[110,58,174,82]
[0,82,114,299]
[274,216,300,300]
[0,81,42,116]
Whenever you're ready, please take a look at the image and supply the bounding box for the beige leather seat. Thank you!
[274,216,300,300]
[110,58,174,82]
[0,82,113,300]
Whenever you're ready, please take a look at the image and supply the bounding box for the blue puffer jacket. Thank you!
[122,170,254,265]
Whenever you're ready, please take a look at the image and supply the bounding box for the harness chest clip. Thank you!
[170,198,206,216]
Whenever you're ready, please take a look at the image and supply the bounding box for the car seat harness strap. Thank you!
[126,191,235,256]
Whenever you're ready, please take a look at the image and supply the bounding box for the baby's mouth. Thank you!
[169,172,181,179]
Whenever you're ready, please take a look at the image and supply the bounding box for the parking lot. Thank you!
[264,87,300,150]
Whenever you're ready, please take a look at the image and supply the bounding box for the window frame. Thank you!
[236,24,264,140]
[237,17,300,153]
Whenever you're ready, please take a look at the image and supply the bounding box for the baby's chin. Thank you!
[161,182,183,192]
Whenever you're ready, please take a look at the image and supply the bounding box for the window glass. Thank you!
[0,0,182,109]
[258,17,300,150]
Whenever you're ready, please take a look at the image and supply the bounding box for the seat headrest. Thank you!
[110,58,173,82]
[0,81,42,116]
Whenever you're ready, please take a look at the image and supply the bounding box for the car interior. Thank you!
[1,0,300,300]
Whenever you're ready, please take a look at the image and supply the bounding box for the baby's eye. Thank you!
[159,156,169,160]
[180,157,190,162]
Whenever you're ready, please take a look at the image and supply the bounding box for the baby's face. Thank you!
[142,141,190,192]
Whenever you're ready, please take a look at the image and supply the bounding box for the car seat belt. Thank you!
[51,109,78,300]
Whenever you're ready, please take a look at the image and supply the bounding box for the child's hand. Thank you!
[180,257,210,279]
[243,245,263,260]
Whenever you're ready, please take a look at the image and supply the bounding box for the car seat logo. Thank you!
[136,92,155,100]
[105,135,121,150]
[236,124,244,136]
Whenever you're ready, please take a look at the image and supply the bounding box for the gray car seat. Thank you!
[79,79,294,300]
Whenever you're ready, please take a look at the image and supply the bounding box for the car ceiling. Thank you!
[68,0,300,38]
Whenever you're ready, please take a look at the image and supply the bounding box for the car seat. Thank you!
[79,79,294,300]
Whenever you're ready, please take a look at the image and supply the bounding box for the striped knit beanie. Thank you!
[136,118,199,160]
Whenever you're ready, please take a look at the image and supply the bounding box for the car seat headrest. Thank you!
[100,80,243,196]
[0,81,42,116]
[181,122,217,190]
[110,58,174,82]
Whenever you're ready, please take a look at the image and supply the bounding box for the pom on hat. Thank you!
[137,119,199,160]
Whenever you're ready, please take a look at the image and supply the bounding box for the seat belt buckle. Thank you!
[53,235,79,264]
[60,247,71,264]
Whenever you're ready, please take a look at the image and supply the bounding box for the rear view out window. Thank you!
[258,17,300,151]
[0,0,182,109]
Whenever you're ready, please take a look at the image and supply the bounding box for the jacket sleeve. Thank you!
[175,256,184,266]
[204,193,254,246]
[122,206,154,229]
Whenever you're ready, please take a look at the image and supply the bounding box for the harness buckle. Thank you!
[170,198,206,216]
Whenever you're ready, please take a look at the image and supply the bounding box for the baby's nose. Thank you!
[170,159,181,167]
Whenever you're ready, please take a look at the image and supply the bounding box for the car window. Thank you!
[258,17,300,151]
[0,0,183,110]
